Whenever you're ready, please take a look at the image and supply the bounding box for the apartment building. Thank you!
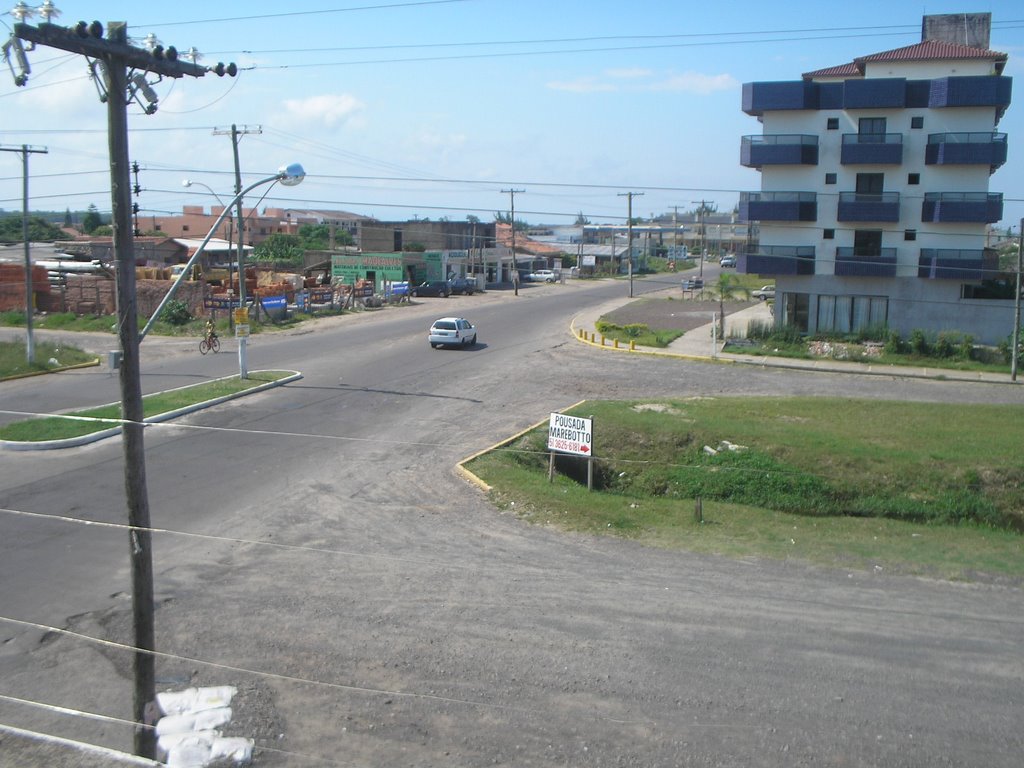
[739,13,1013,344]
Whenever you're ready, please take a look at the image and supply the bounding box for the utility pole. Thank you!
[691,199,709,280]
[0,143,47,364]
[1012,218,1022,382]
[213,125,262,378]
[619,192,643,298]
[12,14,235,760]
[501,188,524,295]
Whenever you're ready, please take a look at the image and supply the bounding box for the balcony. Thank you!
[835,247,898,277]
[742,81,816,115]
[928,76,1013,114]
[837,192,901,222]
[841,133,903,164]
[842,78,907,109]
[739,245,816,276]
[739,192,817,222]
[921,193,1003,223]
[918,248,998,280]
[741,135,819,168]
[925,133,1007,172]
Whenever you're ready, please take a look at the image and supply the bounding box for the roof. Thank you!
[804,39,1007,80]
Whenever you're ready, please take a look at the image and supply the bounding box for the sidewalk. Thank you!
[570,291,1020,386]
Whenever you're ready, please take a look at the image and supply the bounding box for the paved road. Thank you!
[1,277,1023,767]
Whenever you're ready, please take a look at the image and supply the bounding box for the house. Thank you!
[739,12,1013,344]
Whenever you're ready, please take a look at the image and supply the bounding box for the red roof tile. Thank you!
[803,39,1007,80]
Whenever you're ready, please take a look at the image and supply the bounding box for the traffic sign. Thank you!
[547,413,593,457]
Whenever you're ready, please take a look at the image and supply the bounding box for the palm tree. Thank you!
[708,272,751,339]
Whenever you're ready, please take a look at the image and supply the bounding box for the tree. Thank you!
[82,204,103,234]
[575,211,591,226]
[466,214,480,225]
[0,214,74,243]
[253,233,304,266]
[709,272,750,338]
[63,208,73,228]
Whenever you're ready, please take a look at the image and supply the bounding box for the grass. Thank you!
[0,339,97,379]
[0,371,293,442]
[464,397,1024,582]
[594,320,685,348]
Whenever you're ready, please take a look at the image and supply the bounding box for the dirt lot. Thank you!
[602,296,758,333]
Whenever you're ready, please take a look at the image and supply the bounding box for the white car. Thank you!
[429,316,478,348]
[752,285,775,301]
[528,269,557,283]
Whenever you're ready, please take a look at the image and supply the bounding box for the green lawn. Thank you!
[0,339,97,379]
[464,397,1024,582]
[0,371,294,442]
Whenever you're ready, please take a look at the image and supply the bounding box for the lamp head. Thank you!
[277,163,305,187]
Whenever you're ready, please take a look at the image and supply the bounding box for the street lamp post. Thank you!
[142,164,305,378]
[182,178,234,245]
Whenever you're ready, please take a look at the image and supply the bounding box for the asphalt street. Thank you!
[1,276,1023,767]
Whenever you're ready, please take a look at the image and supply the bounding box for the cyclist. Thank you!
[204,318,218,344]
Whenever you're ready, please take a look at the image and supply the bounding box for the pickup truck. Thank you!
[527,269,557,283]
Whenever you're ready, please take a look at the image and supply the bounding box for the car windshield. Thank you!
[433,321,457,330]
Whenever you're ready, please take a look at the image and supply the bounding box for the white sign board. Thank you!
[581,254,596,267]
[547,413,593,457]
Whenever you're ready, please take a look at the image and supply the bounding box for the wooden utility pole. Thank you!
[0,143,47,364]
[13,17,232,759]
[619,192,643,297]
[501,189,524,295]
[1012,218,1022,381]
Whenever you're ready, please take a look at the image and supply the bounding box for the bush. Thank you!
[884,330,903,355]
[909,329,929,356]
[623,323,648,338]
[162,299,192,326]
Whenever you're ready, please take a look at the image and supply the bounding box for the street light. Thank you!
[142,163,306,379]
[182,178,235,267]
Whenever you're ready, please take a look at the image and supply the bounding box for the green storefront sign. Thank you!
[331,253,406,291]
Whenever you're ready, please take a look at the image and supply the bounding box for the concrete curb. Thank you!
[455,400,588,492]
[569,302,1020,386]
[1,370,302,451]
[0,357,102,381]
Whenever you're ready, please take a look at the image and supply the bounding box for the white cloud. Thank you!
[546,77,617,93]
[647,71,739,94]
[281,93,365,128]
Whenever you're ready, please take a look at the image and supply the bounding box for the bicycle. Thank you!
[199,332,220,355]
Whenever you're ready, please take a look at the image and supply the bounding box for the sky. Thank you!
[1,0,1022,231]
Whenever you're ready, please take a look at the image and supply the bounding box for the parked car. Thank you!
[719,255,737,268]
[528,269,557,283]
[429,316,477,348]
[447,277,476,295]
[752,284,775,301]
[411,280,451,298]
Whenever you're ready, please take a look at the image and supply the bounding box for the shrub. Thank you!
[884,330,903,355]
[162,300,193,326]
[935,332,955,359]
[623,323,648,338]
[909,329,929,356]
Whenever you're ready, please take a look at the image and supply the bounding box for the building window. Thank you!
[182,225,189,232]
[905,229,916,241]
[858,117,886,141]
[911,116,924,129]
[825,173,837,185]
[823,229,835,239]
[908,173,920,185]
[856,173,884,194]
[826,117,839,130]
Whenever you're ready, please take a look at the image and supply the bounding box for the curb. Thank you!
[455,400,588,491]
[0,357,102,382]
[569,309,1019,385]
[1,370,302,451]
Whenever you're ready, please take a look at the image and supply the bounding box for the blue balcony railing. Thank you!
[843,78,907,109]
[841,133,903,164]
[741,135,819,168]
[925,133,1008,171]
[918,248,998,280]
[739,245,816,276]
[835,248,898,277]
[739,192,817,222]
[837,192,901,222]
[928,76,1013,112]
[921,193,1003,223]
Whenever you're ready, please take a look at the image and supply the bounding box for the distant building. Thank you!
[739,12,1013,344]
